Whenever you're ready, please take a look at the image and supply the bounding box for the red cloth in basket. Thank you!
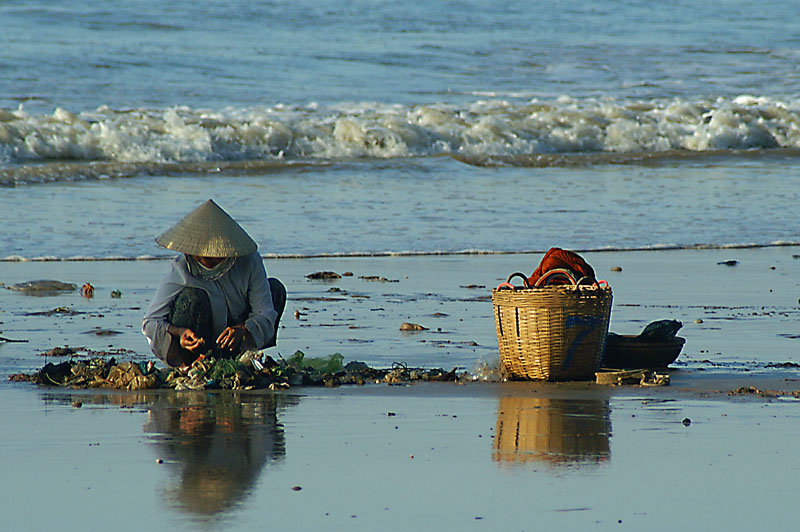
[527,247,596,286]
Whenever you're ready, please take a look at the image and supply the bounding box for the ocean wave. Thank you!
[3,242,798,262]
[2,95,800,182]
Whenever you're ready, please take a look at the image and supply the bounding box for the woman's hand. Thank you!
[179,328,205,352]
[216,324,251,352]
[169,325,205,353]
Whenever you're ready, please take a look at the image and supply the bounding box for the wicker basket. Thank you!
[492,271,613,381]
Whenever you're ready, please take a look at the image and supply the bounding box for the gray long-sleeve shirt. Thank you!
[142,252,277,363]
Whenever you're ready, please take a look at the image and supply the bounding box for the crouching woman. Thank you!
[143,199,285,369]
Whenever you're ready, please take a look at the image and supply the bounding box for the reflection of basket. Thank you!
[492,272,613,381]
[493,397,611,466]
[603,335,685,369]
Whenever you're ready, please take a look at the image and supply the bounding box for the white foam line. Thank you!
[3,242,799,262]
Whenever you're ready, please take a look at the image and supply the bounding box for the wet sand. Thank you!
[2,247,800,530]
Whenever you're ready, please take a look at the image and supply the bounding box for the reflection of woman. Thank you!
[493,396,611,466]
[144,393,293,516]
[142,200,286,369]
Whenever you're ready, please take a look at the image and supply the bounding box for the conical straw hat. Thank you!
[156,199,257,257]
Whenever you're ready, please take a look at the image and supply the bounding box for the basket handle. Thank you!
[534,269,610,289]
[496,272,530,290]
[533,268,578,287]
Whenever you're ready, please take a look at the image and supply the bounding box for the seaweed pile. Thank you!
[9,349,460,391]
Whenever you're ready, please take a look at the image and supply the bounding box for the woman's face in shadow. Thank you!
[192,256,225,268]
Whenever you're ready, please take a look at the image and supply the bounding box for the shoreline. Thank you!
[3,240,800,262]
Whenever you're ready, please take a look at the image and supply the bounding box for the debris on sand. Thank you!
[5,280,77,293]
[728,386,800,399]
[766,362,800,369]
[40,346,79,357]
[306,271,341,280]
[0,334,28,343]
[595,369,670,386]
[24,306,84,317]
[82,328,123,337]
[10,358,159,390]
[80,283,94,298]
[9,349,461,391]
[359,275,399,283]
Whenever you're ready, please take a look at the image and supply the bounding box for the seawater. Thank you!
[2,0,800,258]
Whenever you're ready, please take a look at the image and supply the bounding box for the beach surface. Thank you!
[2,248,800,530]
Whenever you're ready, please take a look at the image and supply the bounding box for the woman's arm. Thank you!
[240,254,278,349]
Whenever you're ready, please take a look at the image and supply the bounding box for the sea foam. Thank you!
[2,96,800,170]
[3,242,798,263]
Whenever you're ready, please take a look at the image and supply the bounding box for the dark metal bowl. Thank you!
[602,335,685,369]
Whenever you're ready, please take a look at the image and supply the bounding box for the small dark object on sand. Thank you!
[0,335,28,343]
[306,271,341,280]
[766,362,800,368]
[81,283,94,298]
[41,346,78,357]
[360,275,399,283]
[345,361,370,373]
[83,328,123,337]
[6,280,77,293]
[25,307,83,317]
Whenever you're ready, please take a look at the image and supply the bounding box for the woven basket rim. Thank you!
[492,285,611,294]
